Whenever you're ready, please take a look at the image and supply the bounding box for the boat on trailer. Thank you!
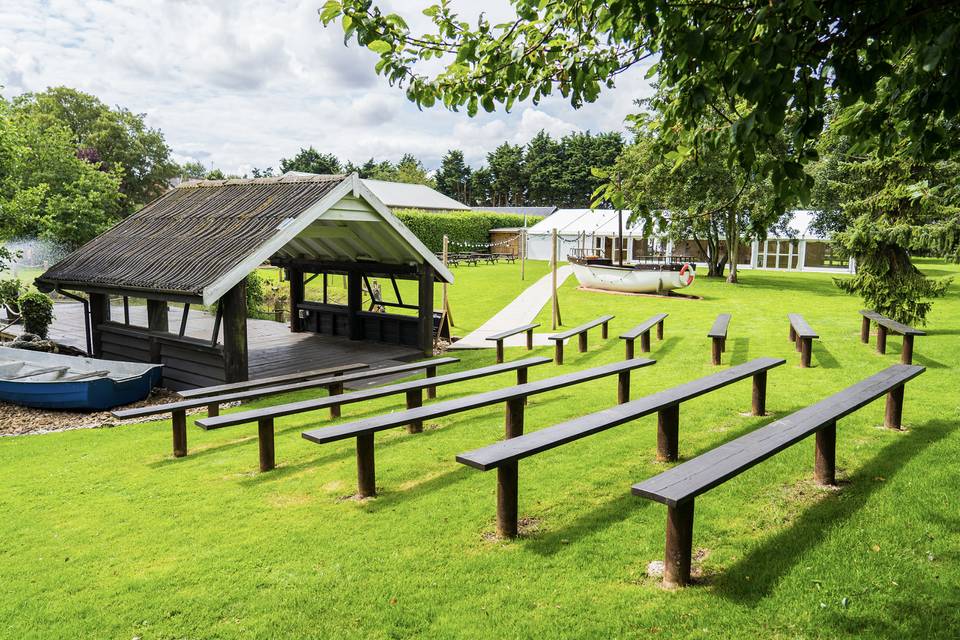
[569,251,696,294]
[0,346,162,410]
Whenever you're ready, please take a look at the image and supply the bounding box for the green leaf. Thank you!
[367,40,392,54]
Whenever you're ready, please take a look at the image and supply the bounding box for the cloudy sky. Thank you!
[1,0,655,175]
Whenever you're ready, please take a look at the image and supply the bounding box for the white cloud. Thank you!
[1,0,656,176]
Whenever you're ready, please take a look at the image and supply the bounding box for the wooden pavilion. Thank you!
[36,173,453,389]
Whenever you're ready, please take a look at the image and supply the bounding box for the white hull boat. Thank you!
[570,259,695,294]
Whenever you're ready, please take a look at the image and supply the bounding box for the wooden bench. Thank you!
[112,357,459,458]
[707,314,730,365]
[859,310,925,364]
[195,356,552,472]
[787,313,819,367]
[494,253,517,264]
[456,357,785,538]
[548,315,615,364]
[485,323,540,363]
[620,313,668,358]
[632,363,924,588]
[301,357,656,498]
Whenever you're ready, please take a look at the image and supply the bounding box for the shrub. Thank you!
[0,279,24,311]
[18,291,54,338]
[394,210,543,253]
[245,272,267,318]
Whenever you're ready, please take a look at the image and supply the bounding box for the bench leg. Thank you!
[328,381,343,419]
[406,389,423,433]
[425,365,437,399]
[516,367,528,406]
[752,370,767,416]
[207,403,220,418]
[617,371,631,404]
[789,324,796,342]
[795,333,802,353]
[877,325,887,354]
[496,462,519,539]
[814,421,836,486]
[657,405,680,462]
[578,332,588,353]
[505,397,525,439]
[664,500,695,588]
[901,334,914,365]
[625,338,635,360]
[526,328,533,351]
[800,338,812,368]
[171,409,187,458]
[711,337,722,366]
[495,340,504,364]
[601,321,609,340]
[356,433,376,498]
[258,417,275,472]
[860,316,871,343]
[640,331,651,353]
[884,384,904,429]
[555,341,564,365]
[657,320,664,341]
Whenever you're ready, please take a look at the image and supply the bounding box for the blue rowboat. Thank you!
[0,346,162,411]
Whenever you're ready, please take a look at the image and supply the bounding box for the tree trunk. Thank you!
[725,211,740,284]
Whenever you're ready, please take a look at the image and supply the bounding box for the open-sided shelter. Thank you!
[36,173,453,389]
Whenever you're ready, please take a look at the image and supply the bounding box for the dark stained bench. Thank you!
[620,313,668,358]
[859,309,925,364]
[787,313,819,367]
[196,356,552,472]
[301,357,656,498]
[494,253,517,264]
[456,357,785,538]
[632,363,925,588]
[707,314,730,365]
[112,357,459,458]
[548,314,615,364]
[485,323,539,363]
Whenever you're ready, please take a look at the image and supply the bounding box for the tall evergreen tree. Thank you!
[435,150,472,203]
[279,147,342,175]
[523,131,563,206]
[487,143,525,206]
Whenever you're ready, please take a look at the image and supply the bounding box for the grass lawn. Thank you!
[0,260,957,639]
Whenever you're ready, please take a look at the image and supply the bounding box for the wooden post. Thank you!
[800,338,812,368]
[258,418,275,472]
[88,293,110,357]
[657,319,664,341]
[663,500,695,588]
[147,299,169,333]
[860,316,871,343]
[289,267,304,332]
[221,281,249,383]
[496,462,519,538]
[328,381,343,419]
[347,270,362,341]
[578,331,588,353]
[171,408,187,458]
[554,341,564,365]
[884,384,904,429]
[551,228,561,329]
[601,320,609,340]
[417,265,435,356]
[356,434,376,497]
[207,403,220,418]
[877,325,887,354]
[617,371,630,404]
[521,228,527,281]
[814,421,836,486]
[901,334,914,364]
[752,371,767,416]
[495,339,505,364]
[640,331,651,353]
[441,235,454,327]
[526,327,533,350]
[425,365,437,399]
[625,338,635,360]
[406,389,423,433]
[711,337,722,366]
[657,405,680,461]
[788,323,796,343]
[505,398,525,438]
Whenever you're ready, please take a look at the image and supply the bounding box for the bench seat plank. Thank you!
[632,364,924,507]
[197,356,552,430]
[788,313,819,339]
[707,314,731,338]
[176,363,370,398]
[457,357,785,470]
[486,323,540,342]
[549,315,615,341]
[620,314,668,340]
[859,310,926,336]
[302,357,655,445]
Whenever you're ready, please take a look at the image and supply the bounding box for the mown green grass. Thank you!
[0,260,957,639]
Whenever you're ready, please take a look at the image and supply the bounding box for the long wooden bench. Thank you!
[196,356,553,471]
[787,313,819,367]
[456,357,785,538]
[112,357,459,458]
[620,313,668,359]
[707,314,730,365]
[632,363,924,588]
[301,358,656,498]
[548,314,615,364]
[859,309,925,364]
[485,323,540,363]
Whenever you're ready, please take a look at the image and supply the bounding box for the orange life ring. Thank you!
[679,263,695,287]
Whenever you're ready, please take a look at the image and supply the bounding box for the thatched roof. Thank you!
[38,173,452,304]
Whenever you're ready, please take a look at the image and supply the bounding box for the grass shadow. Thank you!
[813,342,840,369]
[527,492,650,556]
[363,466,475,511]
[650,336,681,360]
[729,337,750,366]
[715,418,954,604]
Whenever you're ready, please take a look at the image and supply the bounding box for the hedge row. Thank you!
[394,210,543,253]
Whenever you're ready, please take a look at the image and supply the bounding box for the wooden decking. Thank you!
[47,302,421,383]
